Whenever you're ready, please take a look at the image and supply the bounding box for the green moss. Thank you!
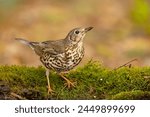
[0,61,150,99]
[111,90,150,100]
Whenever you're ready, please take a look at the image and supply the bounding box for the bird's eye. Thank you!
[75,30,80,34]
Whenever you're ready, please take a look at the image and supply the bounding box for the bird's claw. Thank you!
[47,86,54,95]
[64,80,76,88]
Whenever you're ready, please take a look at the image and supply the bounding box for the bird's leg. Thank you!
[59,73,75,88]
[46,69,53,94]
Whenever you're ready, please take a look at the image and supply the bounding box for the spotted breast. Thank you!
[40,41,84,72]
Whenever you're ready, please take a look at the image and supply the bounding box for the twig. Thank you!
[143,75,150,79]
[114,59,138,70]
[10,92,26,100]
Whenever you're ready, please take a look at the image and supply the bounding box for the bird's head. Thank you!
[66,27,93,45]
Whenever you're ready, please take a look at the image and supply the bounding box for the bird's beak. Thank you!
[84,27,93,32]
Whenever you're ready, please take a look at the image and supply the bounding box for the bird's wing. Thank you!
[32,39,66,56]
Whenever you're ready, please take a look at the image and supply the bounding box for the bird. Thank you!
[15,27,93,94]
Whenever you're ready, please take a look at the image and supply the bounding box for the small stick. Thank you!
[143,75,150,79]
[10,92,26,100]
[114,59,138,70]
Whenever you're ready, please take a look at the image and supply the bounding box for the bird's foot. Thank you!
[59,73,76,88]
[47,86,54,95]
[64,79,76,88]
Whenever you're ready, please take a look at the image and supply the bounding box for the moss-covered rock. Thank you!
[0,61,150,100]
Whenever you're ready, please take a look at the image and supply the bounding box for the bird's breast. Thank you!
[40,42,84,72]
[64,44,84,69]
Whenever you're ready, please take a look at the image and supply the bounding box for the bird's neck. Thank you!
[65,41,83,51]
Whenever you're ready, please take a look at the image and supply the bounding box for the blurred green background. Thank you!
[0,0,150,68]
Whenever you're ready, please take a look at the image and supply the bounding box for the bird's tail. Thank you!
[15,38,31,45]
[15,38,34,49]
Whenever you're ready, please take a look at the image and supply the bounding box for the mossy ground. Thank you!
[0,61,150,100]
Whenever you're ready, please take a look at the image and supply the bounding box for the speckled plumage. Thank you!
[40,40,84,72]
[16,27,93,94]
